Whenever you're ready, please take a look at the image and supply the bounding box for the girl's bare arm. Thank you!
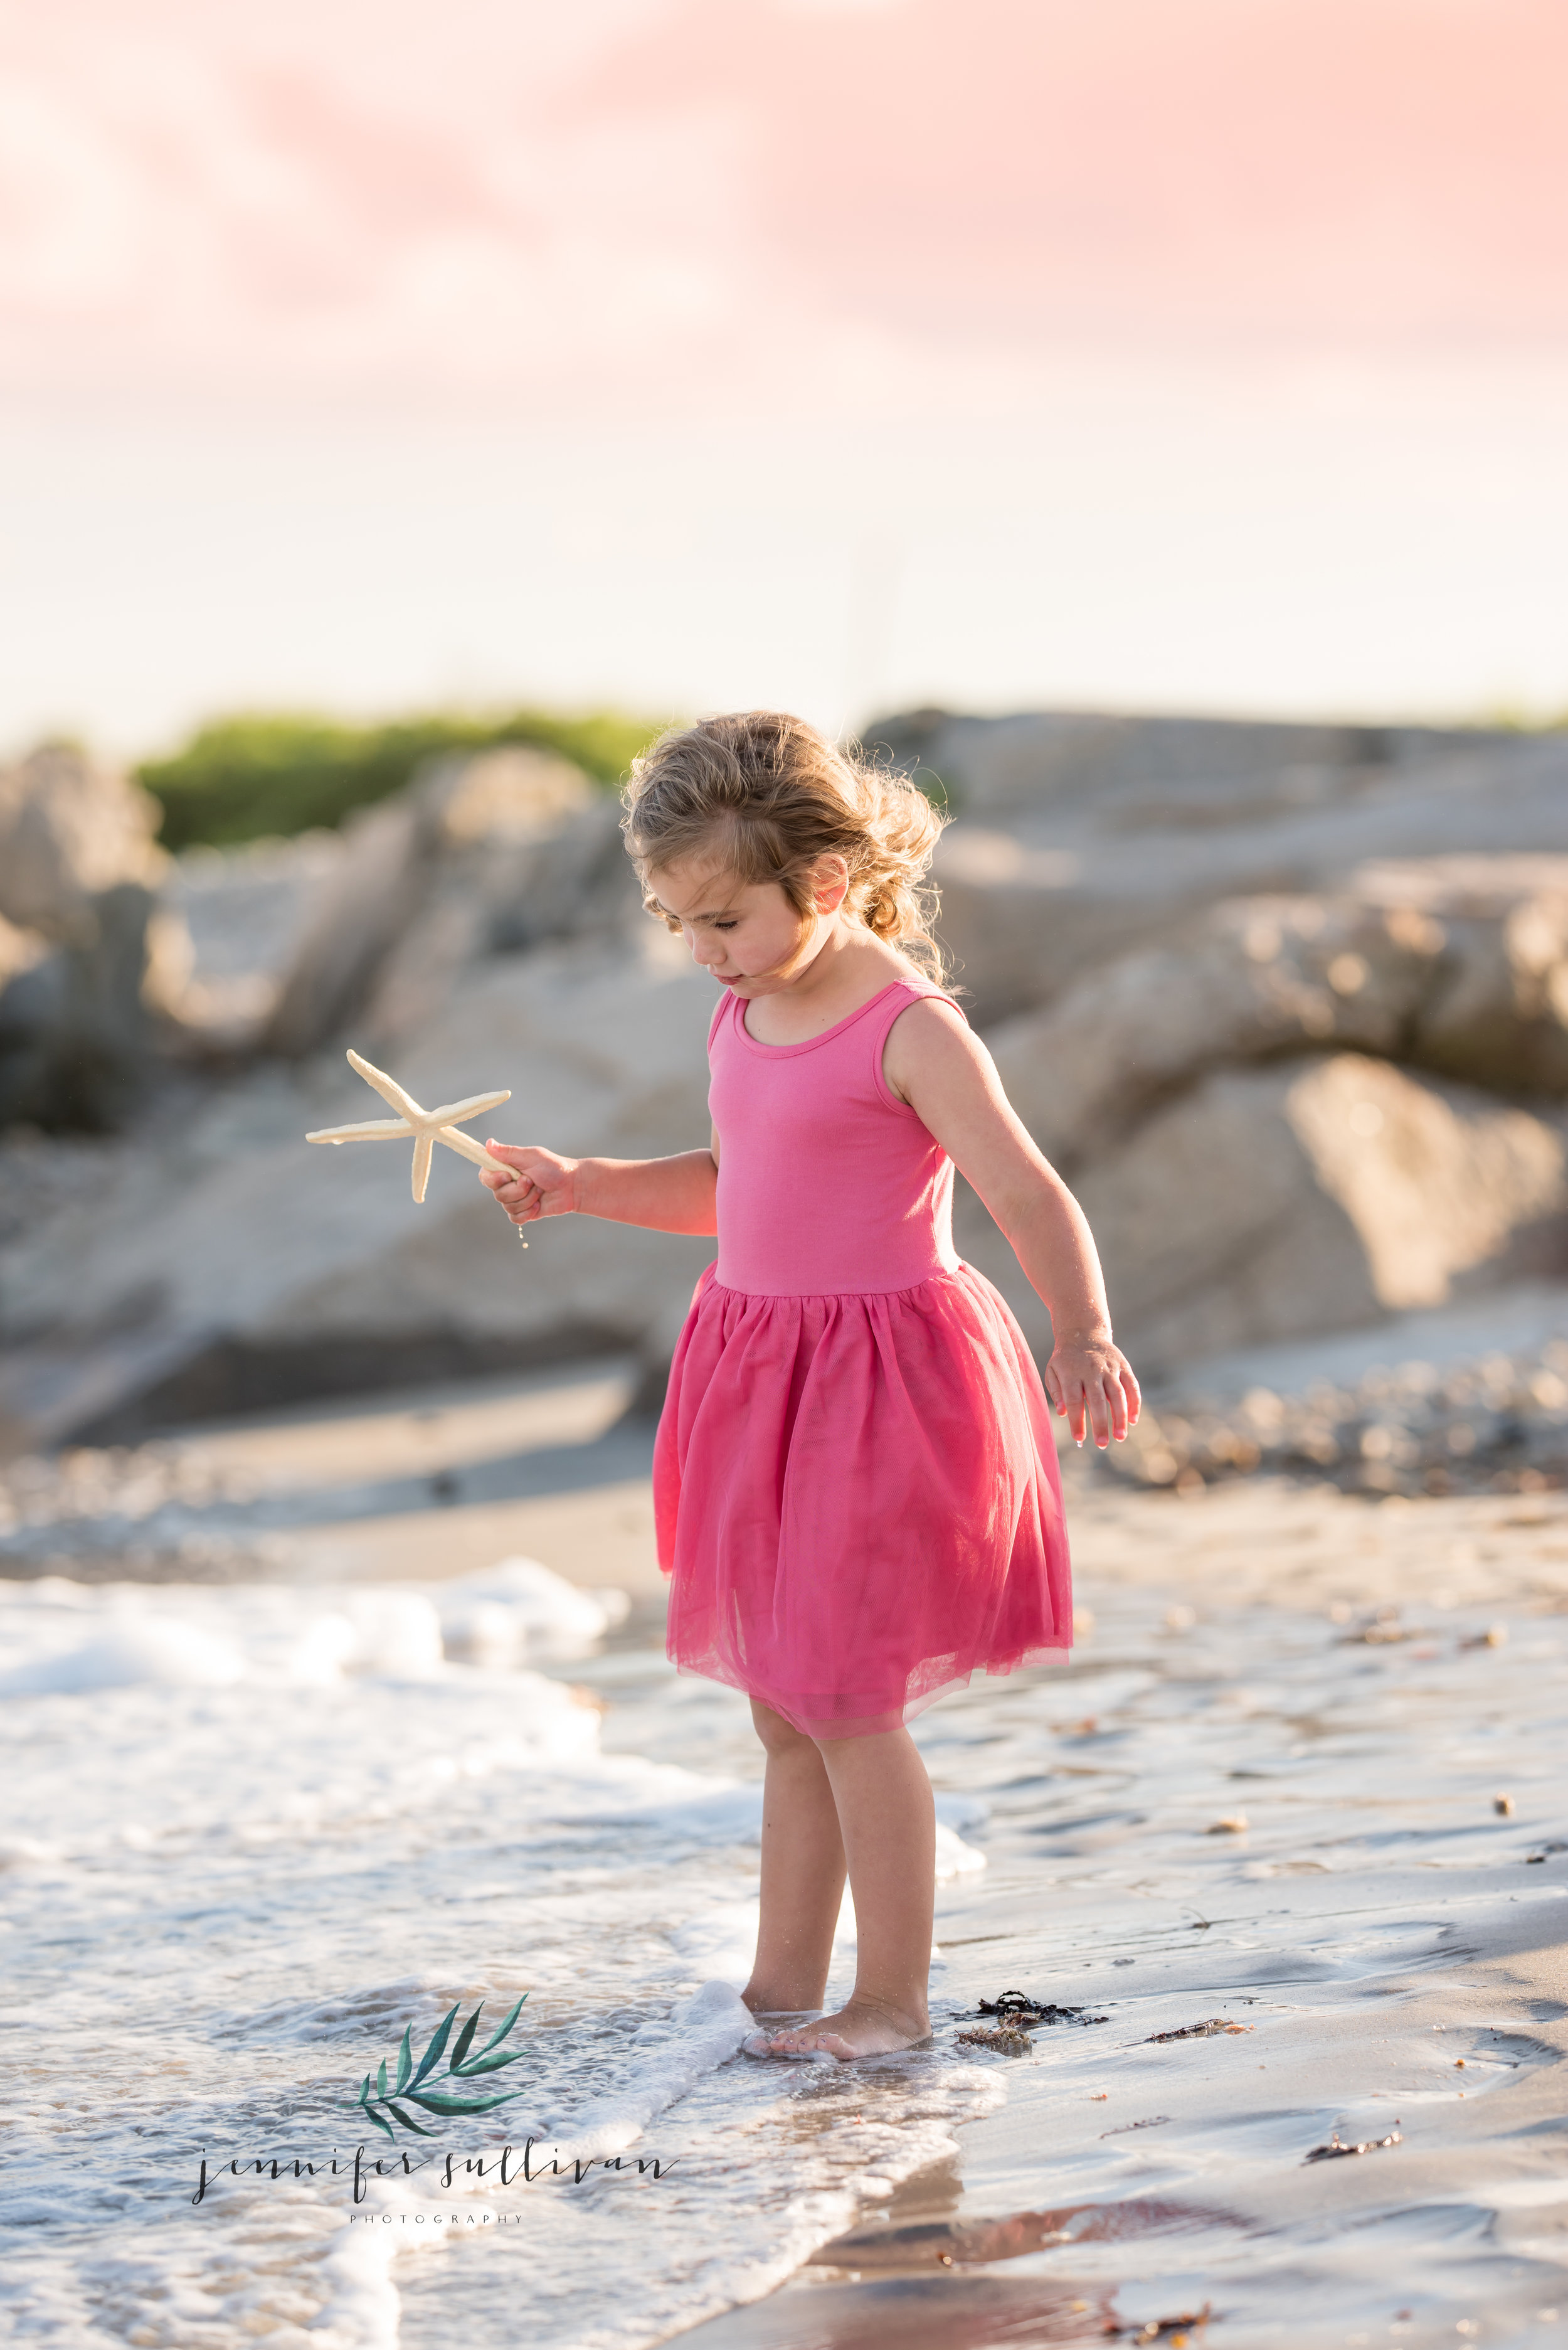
[884,1001,1140,1448]
[479,1137,718,1235]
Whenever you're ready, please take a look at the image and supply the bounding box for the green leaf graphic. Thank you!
[452,2046,527,2076]
[351,1992,532,2138]
[405,2088,522,2116]
[475,1994,528,2057]
[383,2099,439,2137]
[409,2002,461,2089]
[449,2003,483,2073]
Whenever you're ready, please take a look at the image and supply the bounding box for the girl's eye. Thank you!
[712,920,738,932]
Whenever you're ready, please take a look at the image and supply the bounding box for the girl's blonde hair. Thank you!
[620,711,950,984]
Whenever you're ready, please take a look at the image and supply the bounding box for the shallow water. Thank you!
[3,1541,1567,2347]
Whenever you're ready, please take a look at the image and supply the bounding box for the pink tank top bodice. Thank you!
[708,977,963,1297]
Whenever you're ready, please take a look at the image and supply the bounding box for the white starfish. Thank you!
[307,1049,517,1209]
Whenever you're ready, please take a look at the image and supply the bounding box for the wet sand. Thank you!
[9,1351,1568,1616]
[0,1358,669,1594]
[668,1470,1568,2347]
[6,1369,1568,2346]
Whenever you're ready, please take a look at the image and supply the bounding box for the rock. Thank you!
[0,742,166,940]
[0,745,183,1129]
[913,721,1568,1023]
[1351,856,1568,1096]
[433,745,594,843]
[1100,1294,1568,1500]
[0,883,173,1132]
[363,777,637,1050]
[260,747,617,1058]
[985,893,1449,1171]
[0,924,719,1449]
[931,828,1124,1030]
[0,1125,118,1251]
[161,832,347,1052]
[0,917,51,999]
[982,855,1568,1172]
[956,1054,1568,1376]
[871,708,1520,826]
[260,795,431,1059]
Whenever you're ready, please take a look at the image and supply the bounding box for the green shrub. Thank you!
[137,708,669,850]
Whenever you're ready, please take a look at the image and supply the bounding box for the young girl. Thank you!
[479,712,1139,2063]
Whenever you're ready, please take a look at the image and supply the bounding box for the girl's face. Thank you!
[649,854,847,997]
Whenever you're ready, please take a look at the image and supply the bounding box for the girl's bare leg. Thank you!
[741,1700,847,2015]
[758,1724,935,2060]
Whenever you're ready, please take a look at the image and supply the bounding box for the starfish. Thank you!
[306,1049,516,1208]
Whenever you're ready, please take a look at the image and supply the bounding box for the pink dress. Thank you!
[653,976,1072,1738]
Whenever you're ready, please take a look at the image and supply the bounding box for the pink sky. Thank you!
[4,0,1567,405]
[4,1,1568,748]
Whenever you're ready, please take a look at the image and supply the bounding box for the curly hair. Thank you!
[620,711,950,984]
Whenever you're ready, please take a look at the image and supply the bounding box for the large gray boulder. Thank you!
[0,924,719,1449]
[986,892,1443,1171]
[985,855,1568,1173]
[162,832,346,1053]
[957,1053,1568,1377]
[0,918,50,1002]
[1353,854,1568,1096]
[871,708,1519,826]
[0,742,166,940]
[0,885,187,1132]
[262,748,627,1060]
[912,720,1568,1023]
[259,794,434,1060]
[0,745,181,1130]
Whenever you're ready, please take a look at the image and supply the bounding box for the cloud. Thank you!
[1,0,1564,407]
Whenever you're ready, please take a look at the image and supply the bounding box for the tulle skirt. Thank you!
[652,1262,1072,1738]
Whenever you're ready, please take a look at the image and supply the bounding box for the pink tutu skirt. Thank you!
[653,1262,1073,1738]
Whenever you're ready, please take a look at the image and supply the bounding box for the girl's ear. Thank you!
[809,854,850,914]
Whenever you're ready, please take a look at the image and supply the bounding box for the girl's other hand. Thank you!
[479,1141,579,1226]
[1044,1339,1141,1450]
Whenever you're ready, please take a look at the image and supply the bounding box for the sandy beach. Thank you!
[4,1361,1567,2349]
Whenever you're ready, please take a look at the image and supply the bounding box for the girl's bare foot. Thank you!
[751,1999,930,2061]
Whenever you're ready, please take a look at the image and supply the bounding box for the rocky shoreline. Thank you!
[3,708,1567,1462]
[1110,1331,1568,1501]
